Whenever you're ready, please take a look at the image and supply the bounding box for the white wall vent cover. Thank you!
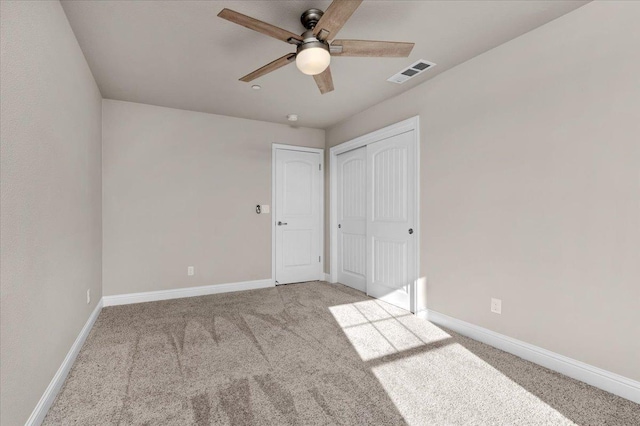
[387,59,437,84]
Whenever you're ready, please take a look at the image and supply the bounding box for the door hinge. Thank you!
[319,163,322,171]
[319,256,321,262]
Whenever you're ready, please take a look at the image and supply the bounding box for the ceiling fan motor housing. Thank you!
[297,30,330,56]
[300,8,324,30]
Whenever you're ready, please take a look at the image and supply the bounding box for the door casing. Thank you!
[272,143,325,285]
[329,116,420,312]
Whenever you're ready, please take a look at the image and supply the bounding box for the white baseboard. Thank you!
[323,273,332,282]
[26,299,103,426]
[423,309,640,404]
[102,279,274,307]
[27,279,274,424]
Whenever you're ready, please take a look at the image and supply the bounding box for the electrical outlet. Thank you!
[491,298,502,314]
[86,289,91,304]
[187,266,195,276]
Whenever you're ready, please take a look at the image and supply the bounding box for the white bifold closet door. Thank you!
[337,147,367,292]
[366,131,416,311]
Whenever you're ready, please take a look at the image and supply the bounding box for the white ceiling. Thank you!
[61,0,588,129]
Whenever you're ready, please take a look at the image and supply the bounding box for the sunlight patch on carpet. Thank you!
[329,299,451,361]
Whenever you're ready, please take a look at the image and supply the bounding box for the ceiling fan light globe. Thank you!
[296,47,331,75]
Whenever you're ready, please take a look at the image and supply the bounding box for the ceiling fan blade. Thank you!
[313,66,334,94]
[240,53,296,82]
[218,9,302,43]
[313,0,363,41]
[330,40,414,57]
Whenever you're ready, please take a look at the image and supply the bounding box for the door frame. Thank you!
[272,143,325,285]
[329,116,420,312]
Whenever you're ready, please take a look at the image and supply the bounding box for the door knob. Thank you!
[408,228,414,235]
[278,221,288,226]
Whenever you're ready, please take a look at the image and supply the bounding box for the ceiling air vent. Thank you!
[387,59,436,84]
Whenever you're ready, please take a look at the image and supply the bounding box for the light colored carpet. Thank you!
[44,282,639,425]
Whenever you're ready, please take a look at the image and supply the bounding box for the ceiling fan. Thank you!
[218,0,414,94]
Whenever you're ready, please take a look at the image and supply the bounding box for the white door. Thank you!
[366,131,416,310]
[337,147,367,292]
[275,149,322,284]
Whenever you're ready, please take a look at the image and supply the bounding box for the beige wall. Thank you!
[102,100,324,296]
[0,2,103,425]
[326,1,640,381]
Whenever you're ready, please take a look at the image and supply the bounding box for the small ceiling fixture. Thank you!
[251,84,261,90]
[287,114,298,122]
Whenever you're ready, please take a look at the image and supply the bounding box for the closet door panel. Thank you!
[337,147,366,292]
[366,131,416,311]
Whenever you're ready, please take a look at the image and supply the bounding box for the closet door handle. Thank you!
[278,221,288,226]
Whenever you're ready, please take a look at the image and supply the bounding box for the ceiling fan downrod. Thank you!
[300,8,324,30]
